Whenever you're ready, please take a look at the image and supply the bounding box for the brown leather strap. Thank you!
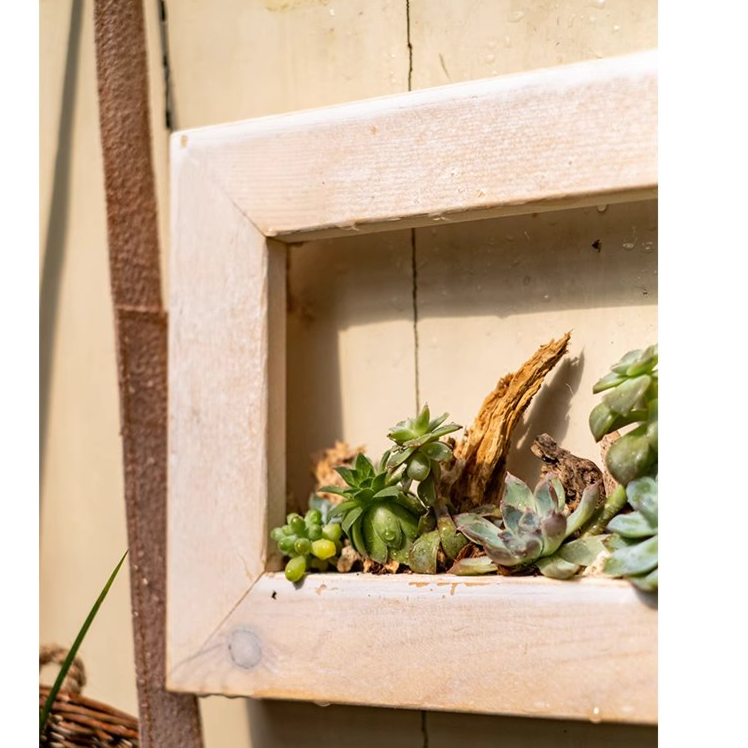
[92,2,203,746]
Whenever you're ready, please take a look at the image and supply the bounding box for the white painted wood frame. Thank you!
[167,51,657,724]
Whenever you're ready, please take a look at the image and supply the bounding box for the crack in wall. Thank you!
[158,0,176,131]
[406,0,421,414]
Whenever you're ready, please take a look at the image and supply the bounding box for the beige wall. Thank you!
[40,1,657,746]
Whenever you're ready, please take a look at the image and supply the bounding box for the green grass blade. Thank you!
[40,550,128,735]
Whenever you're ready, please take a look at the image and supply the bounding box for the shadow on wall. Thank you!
[246,699,658,748]
[40,0,84,493]
[286,200,657,506]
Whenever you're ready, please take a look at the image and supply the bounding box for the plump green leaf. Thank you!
[371,504,403,546]
[327,499,357,519]
[592,370,627,393]
[625,344,658,377]
[418,512,436,535]
[363,511,389,564]
[350,517,367,557]
[485,533,542,566]
[417,474,437,506]
[503,474,536,512]
[536,555,580,579]
[407,452,432,482]
[414,404,431,435]
[388,426,416,442]
[604,534,658,577]
[606,429,655,485]
[502,504,522,533]
[539,511,566,556]
[391,491,427,517]
[448,556,498,575]
[372,485,404,501]
[341,505,364,535]
[403,423,461,447]
[421,441,452,462]
[557,535,608,565]
[455,513,505,547]
[355,452,375,476]
[437,515,468,560]
[334,465,358,486]
[387,446,416,469]
[565,484,600,536]
[589,402,616,441]
[533,480,557,516]
[388,502,420,540]
[409,530,440,573]
[603,374,651,416]
[607,510,654,538]
[610,347,646,376]
[629,567,658,592]
[427,412,449,432]
[317,485,351,498]
[626,476,658,527]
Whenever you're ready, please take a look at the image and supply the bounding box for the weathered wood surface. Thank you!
[178,51,657,240]
[168,573,657,725]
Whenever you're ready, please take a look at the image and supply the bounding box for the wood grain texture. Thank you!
[168,149,286,673]
[177,51,657,239]
[168,572,657,725]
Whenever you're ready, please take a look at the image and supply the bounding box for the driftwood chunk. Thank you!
[599,432,621,498]
[531,433,606,512]
[439,333,571,512]
[336,544,362,573]
[362,558,400,574]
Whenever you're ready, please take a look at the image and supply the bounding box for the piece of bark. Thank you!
[599,432,621,497]
[362,558,400,574]
[531,433,606,512]
[310,440,365,504]
[336,544,362,573]
[439,333,571,512]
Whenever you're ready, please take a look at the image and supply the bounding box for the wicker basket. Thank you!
[40,645,139,748]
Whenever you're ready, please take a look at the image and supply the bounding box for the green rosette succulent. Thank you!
[270,509,343,582]
[589,344,658,485]
[454,473,599,576]
[322,452,425,565]
[385,404,461,506]
[604,476,658,592]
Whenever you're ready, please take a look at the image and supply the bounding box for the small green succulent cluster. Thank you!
[407,506,468,574]
[604,476,658,592]
[324,452,425,565]
[270,509,343,582]
[321,405,461,568]
[454,474,599,577]
[590,344,658,485]
[385,405,461,506]
[588,344,659,592]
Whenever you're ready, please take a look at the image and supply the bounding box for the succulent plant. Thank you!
[408,504,468,574]
[589,344,658,485]
[455,473,599,576]
[270,509,343,582]
[603,476,658,592]
[322,452,425,565]
[385,404,461,506]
